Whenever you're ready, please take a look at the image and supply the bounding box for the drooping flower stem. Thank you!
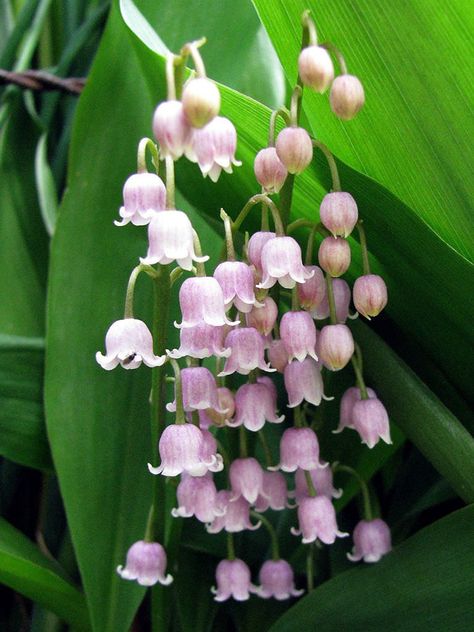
[304,470,317,497]
[268,108,290,146]
[220,208,236,261]
[192,230,207,276]
[180,37,207,78]
[289,85,302,127]
[291,285,299,310]
[306,543,314,592]
[165,155,176,209]
[312,139,341,192]
[124,263,159,319]
[239,425,248,458]
[351,348,369,400]
[258,430,273,467]
[320,41,348,75]
[168,358,186,424]
[325,273,338,324]
[232,193,285,236]
[165,53,177,101]
[301,9,318,46]
[227,532,236,560]
[357,221,371,275]
[251,511,280,560]
[137,137,160,174]
[335,464,373,521]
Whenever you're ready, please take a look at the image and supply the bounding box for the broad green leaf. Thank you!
[270,505,474,632]
[0,517,90,631]
[252,0,474,263]
[0,334,52,470]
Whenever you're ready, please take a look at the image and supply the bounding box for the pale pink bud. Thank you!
[313,278,351,322]
[320,192,358,238]
[182,77,220,128]
[255,471,290,512]
[229,382,284,432]
[291,496,348,544]
[280,311,318,363]
[152,100,191,160]
[115,173,166,227]
[141,210,209,271]
[175,277,239,329]
[297,266,326,313]
[271,427,327,472]
[318,236,351,277]
[258,236,314,290]
[219,328,274,376]
[247,231,276,274]
[284,358,325,407]
[186,116,241,182]
[96,318,166,370]
[318,324,354,371]
[171,473,223,523]
[167,322,231,359]
[229,457,265,504]
[353,274,388,319]
[246,296,278,335]
[334,386,376,434]
[275,127,313,174]
[212,559,258,602]
[352,398,392,449]
[298,45,334,93]
[257,559,304,600]
[348,518,392,563]
[330,74,365,120]
[254,147,288,193]
[214,261,259,313]
[293,467,342,502]
[268,338,289,372]
[117,540,172,586]
[166,367,223,413]
[199,387,235,428]
[207,491,261,533]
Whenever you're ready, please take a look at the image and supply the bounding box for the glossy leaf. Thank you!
[270,505,474,632]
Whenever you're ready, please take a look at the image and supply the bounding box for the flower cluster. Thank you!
[98,13,393,601]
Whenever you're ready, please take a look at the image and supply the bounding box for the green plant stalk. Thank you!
[351,355,369,400]
[335,464,373,520]
[357,221,371,275]
[325,273,337,324]
[306,543,314,592]
[251,511,280,560]
[304,470,317,497]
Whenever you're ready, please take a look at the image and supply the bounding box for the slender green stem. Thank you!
[169,267,183,287]
[294,405,303,427]
[261,204,269,231]
[191,410,200,427]
[251,511,280,560]
[357,221,371,275]
[306,544,314,592]
[227,533,236,560]
[305,224,317,265]
[220,208,236,260]
[321,41,348,75]
[258,430,273,467]
[355,342,364,374]
[312,140,341,192]
[169,359,185,424]
[301,9,318,46]
[351,354,368,400]
[165,156,175,209]
[268,108,291,146]
[325,273,337,324]
[304,470,317,497]
[291,286,299,311]
[232,193,285,236]
[334,465,373,520]
[181,38,207,77]
[124,265,142,319]
[279,173,295,230]
[289,85,302,127]
[165,53,177,100]
[239,425,248,457]
[287,218,315,233]
[193,230,207,276]
[137,137,160,174]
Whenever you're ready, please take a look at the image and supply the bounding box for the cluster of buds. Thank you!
[98,12,393,602]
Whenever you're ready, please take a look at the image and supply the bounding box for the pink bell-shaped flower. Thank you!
[330,74,365,120]
[318,236,351,277]
[207,491,261,533]
[284,358,326,407]
[318,324,354,371]
[175,277,239,329]
[229,382,284,432]
[298,45,334,93]
[96,318,166,370]
[254,147,288,194]
[293,467,342,502]
[271,427,327,472]
[275,127,313,174]
[246,296,278,336]
[141,210,209,271]
[214,261,259,313]
[117,540,173,586]
[196,429,224,476]
[352,398,392,449]
[199,387,235,429]
[167,322,231,359]
[258,236,314,290]
[166,367,224,413]
[268,338,289,373]
[313,278,351,323]
[348,518,392,563]
[247,231,276,274]
[280,311,319,362]
[319,192,358,238]
[219,328,275,376]
[229,457,265,504]
[297,265,326,315]
[182,77,220,129]
[171,473,224,523]
[255,471,290,512]
[334,386,377,434]
[257,559,304,600]
[115,172,166,227]
[353,274,388,319]
[152,100,192,160]
[212,559,258,602]
[292,495,349,544]
[186,116,241,181]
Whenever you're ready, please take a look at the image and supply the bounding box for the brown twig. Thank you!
[0,68,85,94]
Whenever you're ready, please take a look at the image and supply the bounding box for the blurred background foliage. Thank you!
[0,0,473,630]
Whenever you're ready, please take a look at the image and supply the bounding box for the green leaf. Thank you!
[252,0,474,263]
[0,334,52,470]
[35,133,58,236]
[270,505,474,632]
[0,517,90,631]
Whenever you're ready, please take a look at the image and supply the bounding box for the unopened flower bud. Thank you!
[353,274,388,319]
[348,519,392,563]
[297,265,326,314]
[330,74,365,120]
[320,192,358,238]
[182,77,220,128]
[152,100,191,160]
[318,324,354,371]
[284,358,324,407]
[268,338,289,373]
[318,236,351,277]
[298,45,334,93]
[275,127,313,174]
[254,147,288,193]
[352,398,392,449]
[246,296,278,336]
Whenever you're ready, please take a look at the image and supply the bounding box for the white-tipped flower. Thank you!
[212,559,258,602]
[254,147,288,193]
[352,398,392,449]
[275,127,313,174]
[229,381,284,432]
[117,540,173,586]
[152,100,191,160]
[229,457,266,504]
[247,231,276,274]
[166,367,223,413]
[115,173,166,227]
[298,45,334,93]
[257,559,304,600]
[175,277,239,329]
[171,473,223,523]
[96,319,166,370]
[167,322,231,359]
[186,116,241,182]
[348,519,392,563]
[207,491,261,533]
[330,75,365,120]
[280,311,319,363]
[258,236,314,290]
[219,328,274,376]
[182,77,221,128]
[291,496,348,544]
[214,260,259,313]
[334,386,377,434]
[293,467,342,502]
[284,358,325,407]
[271,427,327,472]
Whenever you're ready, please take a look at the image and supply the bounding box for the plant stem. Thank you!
[312,139,341,192]
[227,532,235,560]
[351,354,369,400]
[168,359,185,424]
[193,230,207,276]
[220,208,236,260]
[251,511,280,560]
[301,9,318,46]
[321,41,348,74]
[258,430,273,467]
[325,273,337,324]
[137,137,160,174]
[239,425,248,457]
[268,108,291,146]
[335,464,373,521]
[165,53,176,100]
[304,470,317,497]
[181,38,207,77]
[357,221,371,275]
[306,544,314,592]
[165,155,175,209]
